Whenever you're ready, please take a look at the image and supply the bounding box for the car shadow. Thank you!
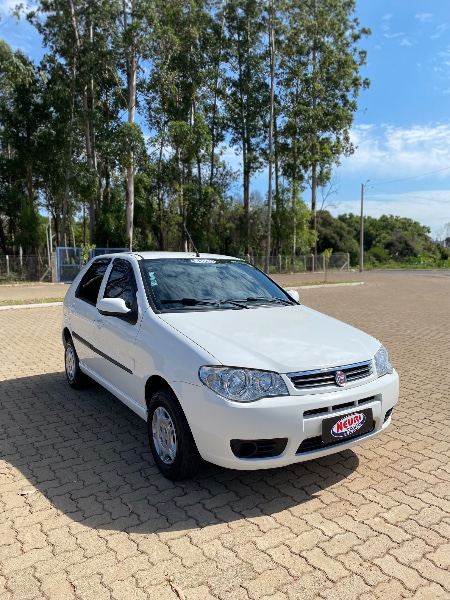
[1,372,360,534]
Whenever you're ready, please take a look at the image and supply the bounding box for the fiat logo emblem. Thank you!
[335,371,347,386]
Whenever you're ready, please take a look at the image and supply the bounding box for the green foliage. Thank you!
[0,0,386,267]
[320,211,443,268]
[94,188,127,248]
[317,211,359,263]
[113,122,146,169]
[80,243,96,265]
[279,0,370,213]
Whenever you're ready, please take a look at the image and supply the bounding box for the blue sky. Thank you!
[1,0,450,237]
[332,1,450,238]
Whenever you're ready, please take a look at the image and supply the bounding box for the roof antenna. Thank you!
[183,223,200,257]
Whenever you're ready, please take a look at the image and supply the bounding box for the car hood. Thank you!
[158,305,381,373]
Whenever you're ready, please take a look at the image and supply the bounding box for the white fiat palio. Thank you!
[62,252,399,480]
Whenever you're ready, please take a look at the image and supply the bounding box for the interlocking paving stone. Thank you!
[1,271,450,598]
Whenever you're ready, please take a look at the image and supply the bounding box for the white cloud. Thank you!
[383,32,403,39]
[431,23,448,39]
[330,191,450,233]
[400,38,413,46]
[219,145,243,173]
[334,124,450,231]
[340,123,450,177]
[381,14,392,33]
[415,13,433,24]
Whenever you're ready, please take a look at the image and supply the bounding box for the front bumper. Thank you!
[173,370,399,470]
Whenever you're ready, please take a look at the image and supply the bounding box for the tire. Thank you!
[147,388,201,481]
[64,336,90,389]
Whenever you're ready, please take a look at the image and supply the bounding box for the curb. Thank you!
[0,302,64,311]
[286,282,365,291]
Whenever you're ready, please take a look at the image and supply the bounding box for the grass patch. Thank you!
[0,297,64,306]
[287,280,361,287]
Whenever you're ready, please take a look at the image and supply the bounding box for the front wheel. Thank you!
[147,388,201,480]
[64,337,90,389]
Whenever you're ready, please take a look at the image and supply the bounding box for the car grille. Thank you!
[303,396,374,418]
[296,421,375,454]
[287,360,373,390]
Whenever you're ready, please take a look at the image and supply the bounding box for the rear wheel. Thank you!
[64,337,90,389]
[147,388,201,480]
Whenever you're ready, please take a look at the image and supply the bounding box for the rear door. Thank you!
[69,258,111,374]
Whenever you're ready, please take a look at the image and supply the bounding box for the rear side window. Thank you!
[104,259,137,309]
[76,259,111,305]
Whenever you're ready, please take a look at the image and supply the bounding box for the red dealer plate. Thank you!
[321,408,374,444]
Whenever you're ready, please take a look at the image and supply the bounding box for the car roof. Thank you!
[97,251,243,261]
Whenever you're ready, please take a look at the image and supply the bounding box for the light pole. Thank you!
[359,180,370,273]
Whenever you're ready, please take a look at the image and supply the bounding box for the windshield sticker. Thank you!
[149,271,158,286]
[191,259,216,264]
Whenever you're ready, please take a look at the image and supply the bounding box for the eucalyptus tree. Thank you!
[279,0,370,245]
[0,43,44,253]
[26,0,121,243]
[114,0,155,250]
[143,0,228,252]
[223,0,269,254]
[0,42,32,253]
[264,0,276,273]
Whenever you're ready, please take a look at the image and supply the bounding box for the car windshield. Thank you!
[141,258,295,312]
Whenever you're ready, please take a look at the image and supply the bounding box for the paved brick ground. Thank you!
[1,272,449,599]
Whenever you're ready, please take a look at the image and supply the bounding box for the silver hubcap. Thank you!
[65,345,76,382]
[152,407,177,465]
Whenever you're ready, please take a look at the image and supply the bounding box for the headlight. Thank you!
[374,345,393,377]
[199,366,289,402]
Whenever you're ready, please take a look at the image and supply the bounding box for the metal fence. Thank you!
[55,247,82,283]
[243,253,350,274]
[55,247,129,283]
[0,250,351,282]
[0,255,53,283]
[0,247,130,283]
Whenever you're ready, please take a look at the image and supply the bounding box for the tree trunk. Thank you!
[156,133,165,250]
[274,107,280,253]
[209,4,226,189]
[311,40,318,255]
[311,160,317,254]
[264,0,275,274]
[237,30,250,254]
[67,0,96,242]
[61,50,77,249]
[124,0,136,251]
[0,216,8,255]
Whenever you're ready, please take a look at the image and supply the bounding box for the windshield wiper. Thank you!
[160,298,248,309]
[161,298,215,306]
[217,299,249,309]
[244,296,295,305]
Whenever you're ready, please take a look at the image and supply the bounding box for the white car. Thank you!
[62,252,399,480]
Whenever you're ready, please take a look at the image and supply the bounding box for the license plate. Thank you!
[321,408,373,444]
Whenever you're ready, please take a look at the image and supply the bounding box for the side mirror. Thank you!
[97,297,131,316]
[286,289,300,303]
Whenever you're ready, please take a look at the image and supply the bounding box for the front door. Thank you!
[93,258,142,403]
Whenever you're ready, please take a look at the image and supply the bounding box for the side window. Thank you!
[76,259,111,305]
[104,259,137,309]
